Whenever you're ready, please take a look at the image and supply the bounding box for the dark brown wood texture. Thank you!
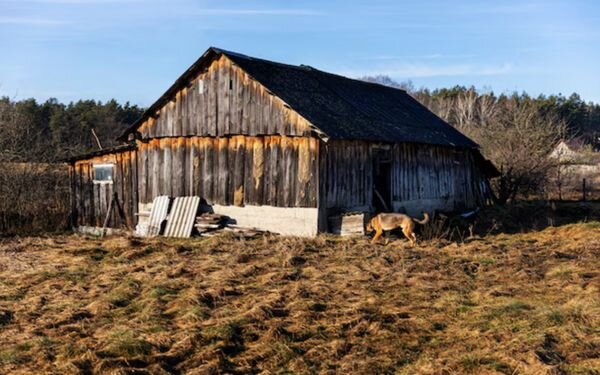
[323,141,373,210]
[70,52,492,230]
[136,55,313,139]
[392,144,487,209]
[71,150,138,228]
[322,140,488,211]
[391,143,488,209]
[136,136,319,208]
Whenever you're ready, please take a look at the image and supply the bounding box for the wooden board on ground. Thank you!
[328,213,366,236]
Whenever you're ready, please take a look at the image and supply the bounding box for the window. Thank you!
[93,164,114,183]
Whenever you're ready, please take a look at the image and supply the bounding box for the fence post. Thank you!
[582,178,587,201]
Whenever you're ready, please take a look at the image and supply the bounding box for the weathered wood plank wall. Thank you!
[136,56,314,139]
[136,135,319,208]
[72,150,138,228]
[391,143,487,209]
[322,140,488,212]
[322,141,373,210]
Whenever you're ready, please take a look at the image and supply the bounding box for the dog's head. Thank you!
[365,218,375,233]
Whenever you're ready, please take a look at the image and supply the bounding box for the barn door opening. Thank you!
[373,149,392,212]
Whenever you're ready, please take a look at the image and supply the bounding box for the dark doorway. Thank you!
[373,149,392,212]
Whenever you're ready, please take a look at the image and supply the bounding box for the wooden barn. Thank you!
[68,47,497,236]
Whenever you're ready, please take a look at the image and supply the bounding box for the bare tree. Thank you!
[463,98,566,203]
[454,88,478,130]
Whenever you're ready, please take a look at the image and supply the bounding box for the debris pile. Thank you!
[194,213,224,234]
[328,212,365,236]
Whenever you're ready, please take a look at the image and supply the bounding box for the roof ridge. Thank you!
[214,47,316,73]
[305,68,439,132]
[304,65,408,93]
[117,46,479,149]
[215,47,409,94]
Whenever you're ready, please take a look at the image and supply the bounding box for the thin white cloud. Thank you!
[191,8,321,16]
[456,2,543,15]
[361,53,479,61]
[0,17,66,25]
[342,63,513,79]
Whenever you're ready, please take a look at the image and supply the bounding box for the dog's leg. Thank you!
[371,229,382,244]
[402,227,416,246]
[410,232,417,246]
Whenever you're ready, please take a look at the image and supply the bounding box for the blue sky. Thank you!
[1,0,599,105]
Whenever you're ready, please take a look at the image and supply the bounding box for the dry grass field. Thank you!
[0,220,599,374]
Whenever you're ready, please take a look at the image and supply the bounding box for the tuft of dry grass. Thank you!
[0,224,599,374]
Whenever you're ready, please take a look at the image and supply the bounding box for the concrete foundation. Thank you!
[77,226,125,236]
[211,204,319,236]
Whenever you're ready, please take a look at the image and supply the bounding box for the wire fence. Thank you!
[547,166,600,201]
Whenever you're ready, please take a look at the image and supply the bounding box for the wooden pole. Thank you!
[113,192,129,230]
[101,194,115,237]
[91,128,103,150]
[373,188,390,213]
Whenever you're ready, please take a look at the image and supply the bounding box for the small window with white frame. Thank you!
[93,164,114,183]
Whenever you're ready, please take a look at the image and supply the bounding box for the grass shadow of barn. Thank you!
[417,200,600,242]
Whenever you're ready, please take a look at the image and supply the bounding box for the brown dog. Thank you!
[366,212,430,245]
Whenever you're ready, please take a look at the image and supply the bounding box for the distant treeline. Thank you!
[0,98,144,233]
[0,97,144,162]
[1,82,600,202]
[362,77,600,201]
[2,83,599,164]
[362,76,600,144]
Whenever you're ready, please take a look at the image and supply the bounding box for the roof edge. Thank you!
[63,143,137,163]
[117,47,223,141]
[117,46,415,142]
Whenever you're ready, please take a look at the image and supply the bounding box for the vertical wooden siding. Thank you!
[391,143,487,209]
[322,140,488,212]
[137,136,319,208]
[323,141,373,210]
[72,150,138,228]
[136,55,313,139]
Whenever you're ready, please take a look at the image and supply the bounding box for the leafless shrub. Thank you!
[0,163,70,234]
[432,89,567,203]
[0,98,71,234]
[365,80,573,203]
[419,213,451,241]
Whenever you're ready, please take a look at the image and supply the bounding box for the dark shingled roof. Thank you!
[119,47,478,148]
[63,143,136,163]
[221,49,477,148]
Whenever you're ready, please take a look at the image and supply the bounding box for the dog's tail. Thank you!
[413,212,429,225]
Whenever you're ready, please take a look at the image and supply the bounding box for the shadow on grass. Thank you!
[416,200,600,242]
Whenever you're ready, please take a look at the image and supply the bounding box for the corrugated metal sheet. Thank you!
[163,196,200,238]
[146,195,171,237]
